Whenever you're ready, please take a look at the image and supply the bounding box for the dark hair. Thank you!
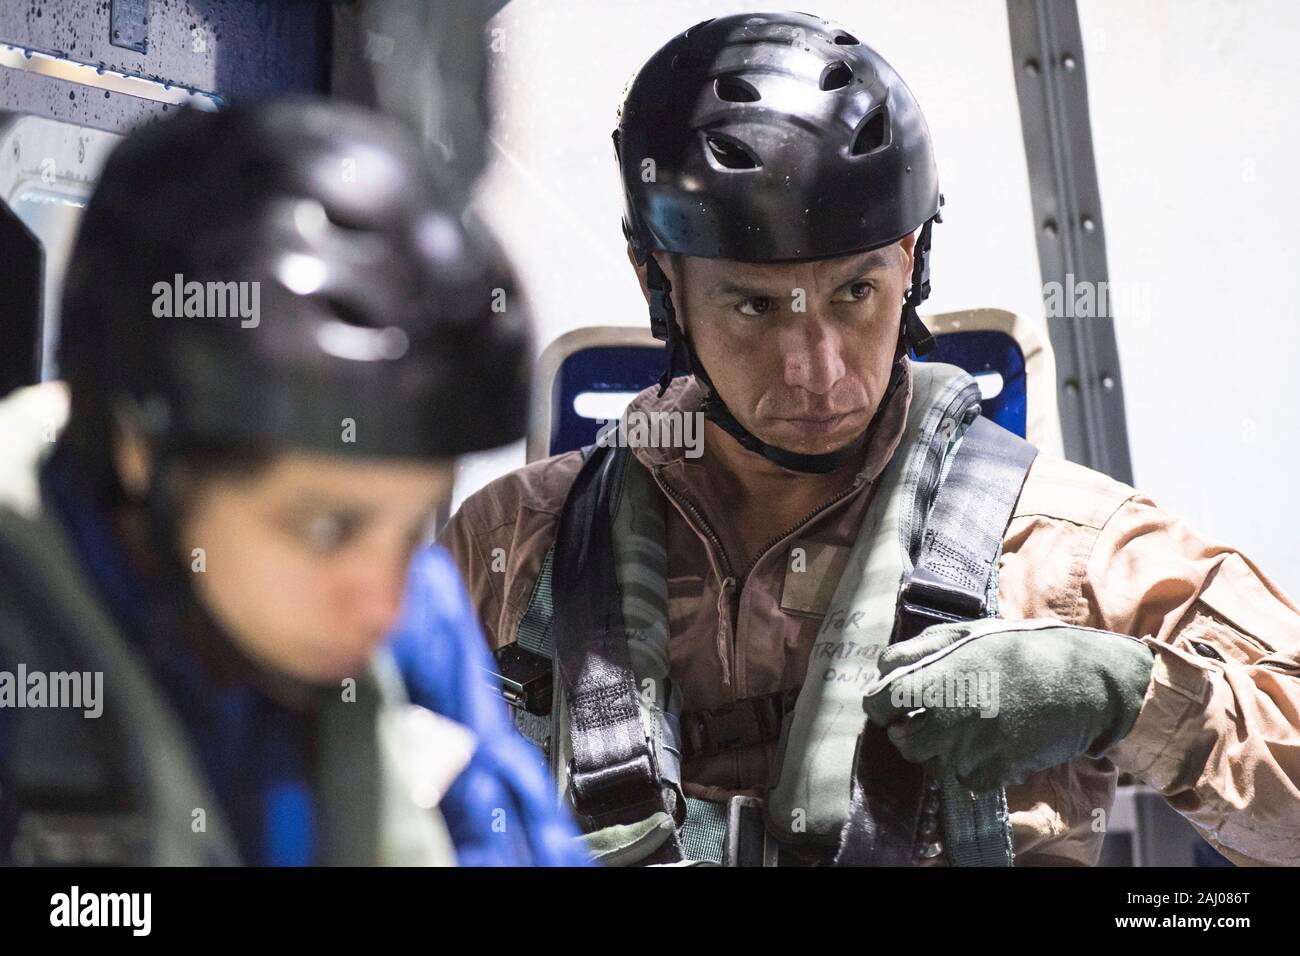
[59,373,274,519]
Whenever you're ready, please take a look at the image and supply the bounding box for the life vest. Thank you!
[499,363,1037,866]
[0,383,459,866]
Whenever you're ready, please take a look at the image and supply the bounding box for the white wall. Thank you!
[1080,0,1300,594]
[463,0,1299,596]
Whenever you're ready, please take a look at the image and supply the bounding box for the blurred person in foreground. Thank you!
[0,98,585,866]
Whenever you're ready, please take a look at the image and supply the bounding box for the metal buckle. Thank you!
[723,796,779,868]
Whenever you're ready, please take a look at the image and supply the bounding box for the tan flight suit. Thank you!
[441,360,1300,866]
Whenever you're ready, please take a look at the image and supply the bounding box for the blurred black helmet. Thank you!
[59,97,530,460]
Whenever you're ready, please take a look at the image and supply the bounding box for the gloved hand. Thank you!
[862,618,1154,791]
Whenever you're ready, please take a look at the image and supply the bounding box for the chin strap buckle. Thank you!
[902,206,941,357]
[902,303,935,357]
[645,255,692,396]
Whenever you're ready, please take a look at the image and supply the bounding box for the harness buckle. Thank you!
[717,796,836,866]
[680,689,797,759]
[895,569,986,643]
[487,641,553,716]
[567,752,665,830]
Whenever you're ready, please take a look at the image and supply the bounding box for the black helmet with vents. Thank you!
[616,11,940,265]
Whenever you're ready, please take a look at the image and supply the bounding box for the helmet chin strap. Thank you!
[643,216,939,475]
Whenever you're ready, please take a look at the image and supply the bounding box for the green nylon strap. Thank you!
[680,796,727,865]
[516,549,556,657]
[507,548,557,753]
[926,415,1017,868]
[940,779,1015,866]
[515,441,595,661]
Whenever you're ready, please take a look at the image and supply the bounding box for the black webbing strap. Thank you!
[838,415,1038,866]
[551,442,679,842]
[896,415,1039,643]
[836,723,931,866]
[680,688,798,760]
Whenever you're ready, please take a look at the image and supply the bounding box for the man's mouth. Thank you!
[777,410,864,437]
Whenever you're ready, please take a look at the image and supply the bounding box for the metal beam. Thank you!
[1007,0,1133,483]
[0,0,330,134]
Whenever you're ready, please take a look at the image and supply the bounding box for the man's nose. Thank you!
[782,312,847,395]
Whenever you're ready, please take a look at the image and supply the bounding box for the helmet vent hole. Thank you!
[702,132,762,170]
[851,107,891,155]
[318,295,380,329]
[833,31,860,45]
[820,61,853,91]
[714,76,761,102]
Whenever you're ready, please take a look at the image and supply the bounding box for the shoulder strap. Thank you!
[549,442,680,849]
[0,507,241,865]
[837,414,1037,867]
[514,440,602,662]
[515,549,556,658]
[896,415,1038,642]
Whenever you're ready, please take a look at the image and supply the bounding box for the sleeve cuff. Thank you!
[1105,641,1215,786]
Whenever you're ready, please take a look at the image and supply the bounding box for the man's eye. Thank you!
[833,281,874,303]
[737,296,775,316]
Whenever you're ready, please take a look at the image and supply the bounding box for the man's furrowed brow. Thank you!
[706,277,788,299]
[833,248,896,283]
[705,249,898,298]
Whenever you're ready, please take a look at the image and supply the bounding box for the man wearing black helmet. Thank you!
[0,99,585,866]
[443,11,1300,867]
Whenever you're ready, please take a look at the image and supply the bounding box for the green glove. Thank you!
[862,618,1154,791]
[576,811,677,867]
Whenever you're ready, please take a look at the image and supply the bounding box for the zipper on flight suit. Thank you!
[737,472,868,583]
[652,465,870,690]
